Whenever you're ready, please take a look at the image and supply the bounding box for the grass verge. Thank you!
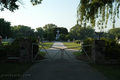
[63,42,81,49]
[39,51,46,57]
[90,64,120,80]
[39,42,54,49]
[73,51,83,56]
[0,63,33,80]
[2,41,9,45]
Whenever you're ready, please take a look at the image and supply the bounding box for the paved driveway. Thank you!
[18,42,108,80]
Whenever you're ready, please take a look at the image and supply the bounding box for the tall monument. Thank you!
[56,29,60,40]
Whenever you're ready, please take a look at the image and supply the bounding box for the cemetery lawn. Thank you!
[2,41,8,45]
[0,63,33,80]
[63,42,81,49]
[73,51,82,56]
[39,51,46,57]
[90,64,120,80]
[39,42,54,49]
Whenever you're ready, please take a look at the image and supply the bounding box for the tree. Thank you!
[69,24,95,40]
[108,28,120,36]
[65,34,72,41]
[36,27,44,42]
[43,23,57,32]
[36,27,44,37]
[77,0,120,29]
[0,0,43,12]
[42,23,57,40]
[0,18,12,38]
[108,28,120,39]
[59,34,65,41]
[46,32,54,41]
[12,25,35,38]
[60,27,68,35]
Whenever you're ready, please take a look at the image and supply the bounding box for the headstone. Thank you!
[0,36,2,44]
[92,40,105,64]
[56,29,60,40]
[73,39,75,43]
[19,39,32,62]
[68,39,70,42]
[5,36,7,41]
[8,38,12,43]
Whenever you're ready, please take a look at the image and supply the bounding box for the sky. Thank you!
[0,0,120,32]
[0,0,80,32]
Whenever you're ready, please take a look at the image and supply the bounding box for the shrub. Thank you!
[75,40,81,44]
[101,38,120,60]
[82,37,120,60]
[0,45,6,61]
[82,38,94,56]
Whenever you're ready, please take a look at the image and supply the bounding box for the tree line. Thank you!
[0,18,120,41]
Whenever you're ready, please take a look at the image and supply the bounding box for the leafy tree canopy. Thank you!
[77,0,120,29]
[70,24,95,40]
[11,25,35,38]
[43,23,57,32]
[0,0,42,11]
[0,18,12,38]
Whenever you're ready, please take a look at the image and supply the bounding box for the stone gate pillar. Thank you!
[92,40,105,64]
[19,39,32,62]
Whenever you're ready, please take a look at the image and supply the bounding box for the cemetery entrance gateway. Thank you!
[31,43,95,62]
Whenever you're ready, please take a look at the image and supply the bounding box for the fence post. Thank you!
[31,43,33,62]
[61,49,64,59]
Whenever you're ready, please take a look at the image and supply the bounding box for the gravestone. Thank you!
[5,36,7,41]
[19,39,32,62]
[92,40,105,64]
[68,39,70,42]
[8,38,12,43]
[73,39,75,43]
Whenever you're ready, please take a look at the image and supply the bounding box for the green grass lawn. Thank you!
[39,51,46,57]
[2,41,9,45]
[0,63,33,80]
[63,42,81,49]
[73,51,83,56]
[90,64,120,80]
[39,42,54,49]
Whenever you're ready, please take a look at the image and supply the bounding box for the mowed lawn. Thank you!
[63,42,81,49]
[39,42,54,49]
[90,64,120,80]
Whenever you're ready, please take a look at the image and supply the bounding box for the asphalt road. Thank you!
[18,42,108,80]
